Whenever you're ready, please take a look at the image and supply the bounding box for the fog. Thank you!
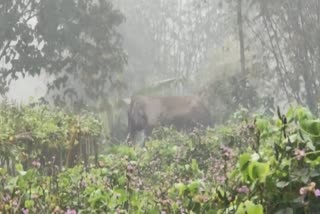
[1,0,320,135]
[1,1,320,212]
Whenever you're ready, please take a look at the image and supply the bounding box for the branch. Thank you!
[268,16,290,78]
[0,0,34,67]
[268,15,303,103]
[0,40,11,61]
[262,14,291,103]
[15,132,34,142]
[244,16,274,53]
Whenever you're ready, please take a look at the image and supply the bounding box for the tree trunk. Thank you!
[237,0,246,74]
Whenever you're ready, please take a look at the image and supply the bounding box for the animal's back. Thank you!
[134,95,211,128]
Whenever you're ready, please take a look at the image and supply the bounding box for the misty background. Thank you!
[1,0,320,141]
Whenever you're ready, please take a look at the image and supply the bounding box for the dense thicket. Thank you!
[1,104,320,213]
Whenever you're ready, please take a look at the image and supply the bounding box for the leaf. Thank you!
[216,188,226,201]
[15,163,24,171]
[239,153,252,181]
[288,134,297,143]
[0,168,7,176]
[175,183,187,196]
[187,180,200,194]
[300,119,320,136]
[275,119,282,127]
[248,162,270,183]
[239,153,251,172]
[300,119,320,142]
[117,176,127,186]
[191,159,199,174]
[286,107,294,122]
[307,156,320,167]
[276,181,289,188]
[306,141,316,151]
[25,199,35,209]
[113,188,128,204]
[255,118,268,133]
[236,200,264,214]
[296,107,312,122]
[16,164,27,176]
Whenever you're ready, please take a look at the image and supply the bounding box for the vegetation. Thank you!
[0,0,126,109]
[1,103,320,213]
[2,0,320,213]
[0,101,102,173]
[2,0,320,140]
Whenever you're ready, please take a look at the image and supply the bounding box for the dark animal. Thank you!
[126,95,211,144]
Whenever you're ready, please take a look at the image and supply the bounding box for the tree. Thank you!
[0,0,42,93]
[116,0,224,95]
[237,0,246,74]
[245,0,320,114]
[215,0,320,114]
[0,0,126,110]
[197,0,271,123]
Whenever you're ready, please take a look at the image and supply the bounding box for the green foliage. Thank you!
[2,105,320,213]
[236,200,263,214]
[239,153,270,183]
[0,101,101,171]
[0,0,126,109]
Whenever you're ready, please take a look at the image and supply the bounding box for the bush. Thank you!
[0,102,102,173]
[1,104,320,213]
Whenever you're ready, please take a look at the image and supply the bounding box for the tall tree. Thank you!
[0,0,42,93]
[246,0,320,113]
[0,0,126,109]
[237,0,246,74]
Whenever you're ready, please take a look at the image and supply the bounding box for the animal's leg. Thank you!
[126,129,137,145]
[126,133,133,145]
[142,126,153,145]
[145,126,153,138]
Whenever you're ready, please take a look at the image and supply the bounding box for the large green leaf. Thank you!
[300,119,320,142]
[236,200,264,214]
[300,119,320,136]
[248,162,270,182]
[239,153,252,181]
[239,153,251,172]
[175,182,187,196]
[296,107,313,122]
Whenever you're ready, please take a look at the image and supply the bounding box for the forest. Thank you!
[1,0,320,213]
